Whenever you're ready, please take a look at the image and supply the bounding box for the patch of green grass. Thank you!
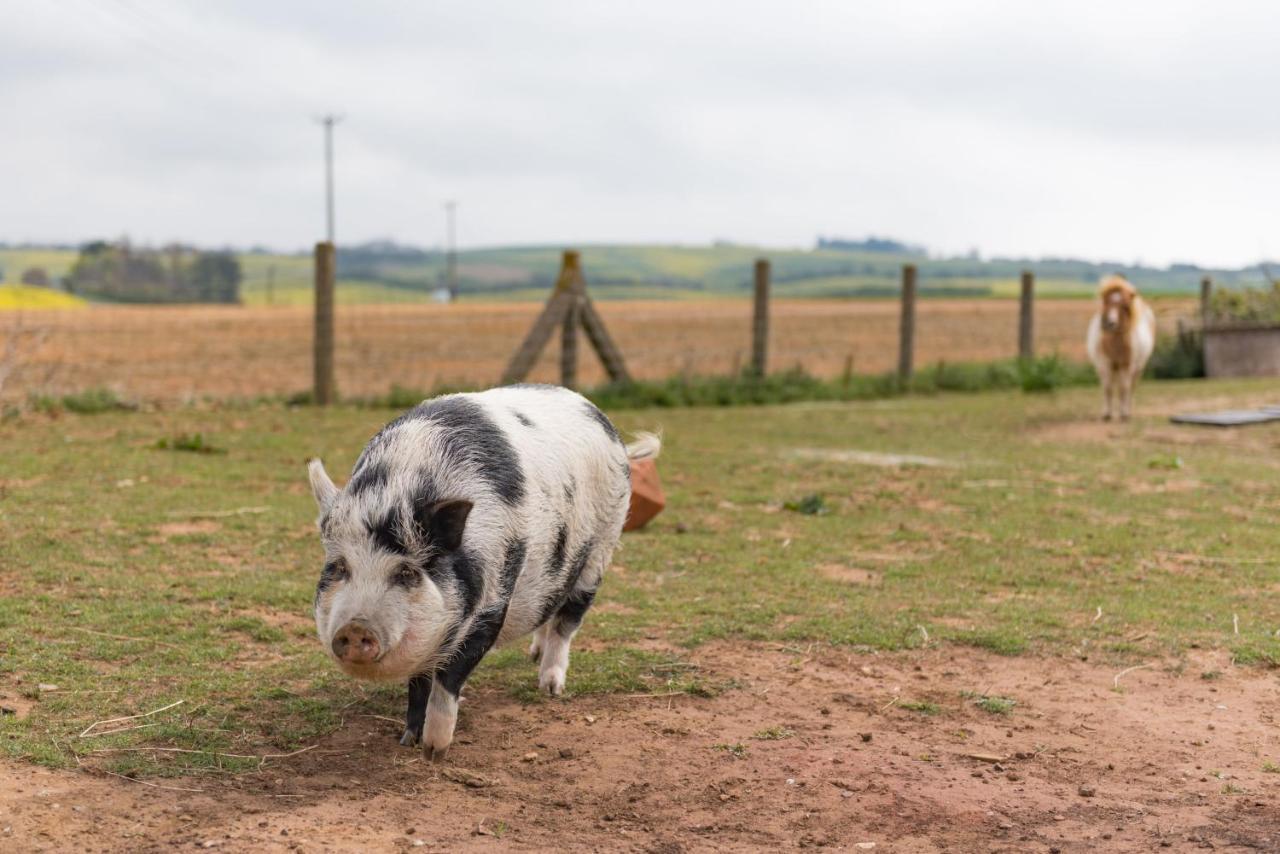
[898,700,941,715]
[30,387,135,414]
[712,742,749,759]
[1262,761,1280,774]
[474,646,716,704]
[155,433,227,454]
[783,494,830,516]
[965,693,1017,715]
[5,378,1280,776]
[751,726,796,740]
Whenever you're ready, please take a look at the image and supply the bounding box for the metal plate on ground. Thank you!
[1170,408,1280,427]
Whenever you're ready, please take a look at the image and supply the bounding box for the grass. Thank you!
[154,433,227,454]
[751,726,796,740]
[29,387,135,414]
[4,378,1280,777]
[965,693,1018,715]
[898,701,942,715]
[357,357,1097,414]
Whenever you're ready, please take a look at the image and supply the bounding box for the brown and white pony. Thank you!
[1086,275,1156,421]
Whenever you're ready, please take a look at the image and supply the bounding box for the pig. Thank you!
[306,384,659,759]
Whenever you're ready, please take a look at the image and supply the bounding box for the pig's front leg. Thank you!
[423,605,507,761]
[399,673,431,746]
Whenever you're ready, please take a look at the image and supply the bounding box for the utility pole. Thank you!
[316,114,342,244]
[444,200,458,300]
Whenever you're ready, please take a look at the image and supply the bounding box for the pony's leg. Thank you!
[1120,371,1136,420]
[1101,370,1115,421]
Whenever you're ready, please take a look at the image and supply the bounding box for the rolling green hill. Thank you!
[2,242,1271,306]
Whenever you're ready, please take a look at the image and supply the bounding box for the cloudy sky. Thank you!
[3,0,1277,266]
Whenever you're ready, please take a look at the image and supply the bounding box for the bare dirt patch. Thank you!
[153,521,221,538]
[818,564,881,586]
[2,643,1278,852]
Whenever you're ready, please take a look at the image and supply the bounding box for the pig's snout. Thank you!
[332,620,381,664]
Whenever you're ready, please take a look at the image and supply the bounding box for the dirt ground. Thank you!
[0,298,1191,402]
[3,642,1277,853]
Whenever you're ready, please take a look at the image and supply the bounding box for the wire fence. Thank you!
[0,292,1194,406]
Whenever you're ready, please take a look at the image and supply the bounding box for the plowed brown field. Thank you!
[0,298,1191,402]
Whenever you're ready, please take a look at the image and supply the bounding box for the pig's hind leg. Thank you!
[399,673,431,747]
[527,622,549,661]
[538,553,607,696]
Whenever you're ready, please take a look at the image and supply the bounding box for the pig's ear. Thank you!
[418,499,473,552]
[308,459,340,511]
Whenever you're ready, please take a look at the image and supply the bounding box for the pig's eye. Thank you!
[318,558,349,591]
[392,564,421,588]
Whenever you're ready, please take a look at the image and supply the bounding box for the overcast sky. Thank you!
[3,0,1277,266]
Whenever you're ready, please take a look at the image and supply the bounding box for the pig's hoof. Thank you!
[424,744,448,763]
[399,728,420,747]
[539,667,566,696]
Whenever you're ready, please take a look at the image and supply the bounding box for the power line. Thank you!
[315,115,342,244]
[444,200,458,299]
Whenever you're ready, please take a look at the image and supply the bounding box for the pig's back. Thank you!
[469,385,630,640]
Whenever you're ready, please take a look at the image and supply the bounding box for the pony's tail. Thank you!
[625,431,662,462]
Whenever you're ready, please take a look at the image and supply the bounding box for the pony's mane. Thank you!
[1099,274,1136,300]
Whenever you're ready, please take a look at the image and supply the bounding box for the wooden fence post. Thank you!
[898,264,916,382]
[561,290,579,389]
[751,258,770,377]
[1018,270,1034,360]
[1200,276,1212,327]
[313,241,335,406]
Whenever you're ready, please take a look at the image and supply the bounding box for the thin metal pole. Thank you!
[445,200,458,299]
[317,114,342,244]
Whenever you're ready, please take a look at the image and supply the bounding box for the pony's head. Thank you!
[1098,275,1137,334]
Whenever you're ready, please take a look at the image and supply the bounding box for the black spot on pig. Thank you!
[401,673,431,746]
[584,402,622,444]
[413,397,526,505]
[554,588,596,637]
[347,462,389,497]
[500,539,527,597]
[447,549,483,615]
[314,558,349,606]
[538,541,595,625]
[352,396,525,507]
[547,524,569,578]
[368,510,408,555]
[512,410,535,428]
[436,603,508,697]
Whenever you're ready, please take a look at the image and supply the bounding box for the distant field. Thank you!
[0,249,78,286]
[0,285,84,310]
[4,243,1251,305]
[0,297,1193,402]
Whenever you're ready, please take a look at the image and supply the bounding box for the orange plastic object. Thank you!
[624,458,665,531]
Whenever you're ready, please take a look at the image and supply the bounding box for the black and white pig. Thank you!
[306,384,658,759]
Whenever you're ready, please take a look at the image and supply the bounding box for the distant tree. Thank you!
[816,236,927,256]
[189,251,242,303]
[20,267,50,286]
[65,241,240,303]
